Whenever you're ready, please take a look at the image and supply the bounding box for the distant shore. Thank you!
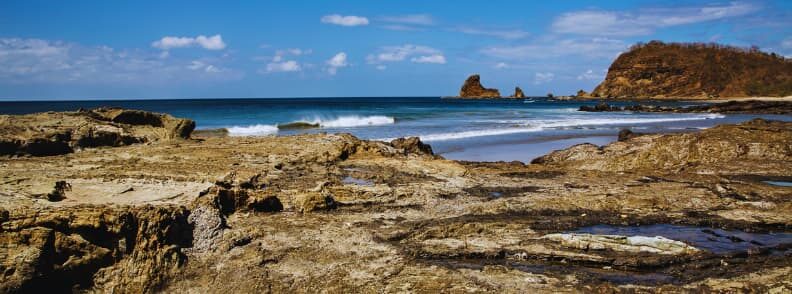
[697,96,792,103]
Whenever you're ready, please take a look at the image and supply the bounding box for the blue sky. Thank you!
[1,0,790,100]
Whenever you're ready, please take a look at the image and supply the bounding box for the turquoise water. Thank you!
[2,97,790,161]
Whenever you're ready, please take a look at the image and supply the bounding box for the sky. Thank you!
[0,0,790,100]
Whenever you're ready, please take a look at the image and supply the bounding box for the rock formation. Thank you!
[578,100,792,114]
[509,87,525,98]
[617,129,643,142]
[590,41,792,99]
[459,74,500,98]
[2,109,791,292]
[532,118,791,173]
[0,108,194,156]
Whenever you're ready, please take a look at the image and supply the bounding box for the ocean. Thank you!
[2,97,790,162]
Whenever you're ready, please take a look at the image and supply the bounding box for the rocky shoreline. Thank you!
[579,99,792,114]
[1,109,791,292]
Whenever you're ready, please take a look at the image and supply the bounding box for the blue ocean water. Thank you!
[2,97,790,162]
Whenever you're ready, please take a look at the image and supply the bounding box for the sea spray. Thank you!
[279,115,395,129]
[227,124,279,136]
[381,113,726,142]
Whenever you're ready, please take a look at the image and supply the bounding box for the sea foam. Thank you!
[297,115,395,128]
[228,115,395,136]
[394,114,725,142]
[227,124,279,136]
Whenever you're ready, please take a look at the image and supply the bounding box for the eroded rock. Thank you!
[542,233,700,255]
[0,108,195,156]
[459,74,501,98]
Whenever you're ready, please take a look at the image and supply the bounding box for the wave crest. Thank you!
[386,114,725,142]
[227,124,278,136]
[294,115,395,128]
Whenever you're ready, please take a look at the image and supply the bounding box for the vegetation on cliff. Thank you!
[590,41,792,99]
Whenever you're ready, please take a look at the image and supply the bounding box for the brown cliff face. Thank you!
[459,74,500,98]
[591,41,792,99]
[509,87,525,98]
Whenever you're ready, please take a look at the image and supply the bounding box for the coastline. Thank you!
[565,95,792,103]
[1,108,791,292]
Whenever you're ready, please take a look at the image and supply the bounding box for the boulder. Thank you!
[617,129,644,141]
[296,192,337,213]
[459,74,500,98]
[390,137,433,155]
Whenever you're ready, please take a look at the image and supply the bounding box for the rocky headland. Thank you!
[1,109,791,292]
[585,41,792,99]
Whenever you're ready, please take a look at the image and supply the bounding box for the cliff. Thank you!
[459,74,501,98]
[590,41,792,99]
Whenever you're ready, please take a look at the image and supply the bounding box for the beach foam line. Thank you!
[486,114,725,126]
[384,113,725,142]
[534,114,725,128]
[291,115,396,128]
[227,124,279,136]
[417,127,544,141]
[228,115,396,136]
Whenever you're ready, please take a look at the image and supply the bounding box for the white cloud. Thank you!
[0,38,239,84]
[376,65,387,70]
[281,48,312,56]
[455,27,530,40]
[552,2,760,37]
[366,44,443,65]
[261,48,311,73]
[326,52,348,75]
[321,14,369,26]
[411,54,446,64]
[188,60,224,73]
[266,60,301,72]
[782,38,792,49]
[481,38,627,60]
[382,24,425,31]
[379,14,434,25]
[577,69,605,80]
[534,72,555,84]
[494,62,509,69]
[152,34,226,50]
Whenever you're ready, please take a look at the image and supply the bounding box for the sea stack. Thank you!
[509,87,525,98]
[459,74,501,98]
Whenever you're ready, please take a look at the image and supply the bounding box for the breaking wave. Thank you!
[227,115,396,136]
[394,114,725,142]
[227,124,279,136]
[288,115,396,128]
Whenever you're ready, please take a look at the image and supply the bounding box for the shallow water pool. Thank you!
[573,224,792,255]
